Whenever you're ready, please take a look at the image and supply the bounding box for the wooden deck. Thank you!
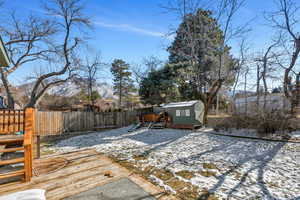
[0,149,175,200]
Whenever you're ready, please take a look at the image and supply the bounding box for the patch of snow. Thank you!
[289,131,300,140]
[149,175,176,194]
[50,127,300,200]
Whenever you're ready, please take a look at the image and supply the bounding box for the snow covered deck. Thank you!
[48,127,300,199]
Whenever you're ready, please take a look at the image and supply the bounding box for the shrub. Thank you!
[255,110,292,136]
[215,110,294,135]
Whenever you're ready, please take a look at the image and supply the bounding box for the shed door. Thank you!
[194,102,204,124]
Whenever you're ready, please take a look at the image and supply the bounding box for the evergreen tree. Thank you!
[111,59,135,108]
[167,9,237,123]
[139,65,179,105]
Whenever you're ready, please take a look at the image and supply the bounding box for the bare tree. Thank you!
[26,0,91,108]
[232,38,249,101]
[255,63,262,108]
[131,63,145,86]
[80,53,102,110]
[243,66,249,115]
[143,56,163,73]
[131,56,163,86]
[269,0,300,113]
[254,40,280,109]
[0,0,91,109]
[0,13,57,108]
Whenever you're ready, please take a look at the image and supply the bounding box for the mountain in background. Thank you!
[16,77,117,100]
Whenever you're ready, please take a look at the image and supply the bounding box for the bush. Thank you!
[215,114,254,130]
[215,110,294,135]
[255,110,293,136]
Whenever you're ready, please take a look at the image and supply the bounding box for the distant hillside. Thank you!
[17,78,117,99]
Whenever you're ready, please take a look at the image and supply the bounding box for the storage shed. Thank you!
[161,100,204,129]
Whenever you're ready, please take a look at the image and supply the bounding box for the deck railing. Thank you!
[0,108,35,182]
[0,109,25,134]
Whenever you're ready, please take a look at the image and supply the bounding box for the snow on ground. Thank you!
[49,127,300,200]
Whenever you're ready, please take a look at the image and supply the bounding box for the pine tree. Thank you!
[111,59,135,108]
[167,9,236,124]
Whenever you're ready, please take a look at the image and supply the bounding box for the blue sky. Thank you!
[1,0,283,86]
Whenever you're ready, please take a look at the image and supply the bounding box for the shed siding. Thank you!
[160,100,204,127]
[167,106,202,125]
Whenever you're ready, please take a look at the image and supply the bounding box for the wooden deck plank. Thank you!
[0,154,112,194]
[0,149,175,200]
[5,164,121,197]
[48,173,123,200]
[40,148,99,160]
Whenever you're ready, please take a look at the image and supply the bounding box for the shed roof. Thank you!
[0,36,10,67]
[161,100,199,108]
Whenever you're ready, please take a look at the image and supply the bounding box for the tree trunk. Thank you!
[283,43,300,100]
[119,78,122,109]
[0,70,15,109]
[244,70,248,115]
[25,97,37,108]
[291,73,300,115]
[256,64,260,109]
[88,80,94,111]
[216,94,219,115]
[201,80,222,125]
[203,103,209,125]
[262,72,267,110]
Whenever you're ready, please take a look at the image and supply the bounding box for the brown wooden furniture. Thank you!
[0,108,35,183]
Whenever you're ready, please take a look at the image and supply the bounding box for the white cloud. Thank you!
[94,21,174,40]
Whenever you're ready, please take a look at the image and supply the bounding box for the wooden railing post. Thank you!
[23,107,35,182]
[24,144,32,181]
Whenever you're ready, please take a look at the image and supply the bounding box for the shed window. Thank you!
[180,110,185,116]
[185,109,190,116]
[176,110,181,116]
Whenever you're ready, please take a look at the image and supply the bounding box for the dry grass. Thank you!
[199,170,217,177]
[133,154,148,161]
[166,178,187,190]
[197,189,219,200]
[152,169,174,181]
[203,163,219,170]
[109,155,221,200]
[175,170,195,180]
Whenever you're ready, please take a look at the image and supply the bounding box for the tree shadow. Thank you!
[55,127,192,154]
[54,127,298,199]
[208,141,286,199]
[172,133,291,200]
[153,131,293,199]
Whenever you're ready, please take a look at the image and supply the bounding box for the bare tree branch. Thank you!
[26,0,91,108]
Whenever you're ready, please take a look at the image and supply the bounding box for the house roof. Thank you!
[161,100,199,108]
[0,36,10,67]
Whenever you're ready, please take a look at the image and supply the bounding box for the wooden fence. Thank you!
[35,110,138,136]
